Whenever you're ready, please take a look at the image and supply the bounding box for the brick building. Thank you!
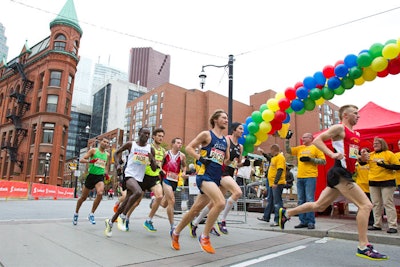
[125,83,339,153]
[0,0,82,185]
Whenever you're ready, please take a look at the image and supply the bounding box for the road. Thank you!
[0,198,398,267]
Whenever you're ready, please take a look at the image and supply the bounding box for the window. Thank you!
[42,123,55,144]
[27,153,33,175]
[62,126,67,147]
[31,124,37,145]
[58,155,63,177]
[36,97,41,112]
[65,99,70,115]
[72,40,79,55]
[38,72,45,90]
[47,95,58,112]
[67,74,73,91]
[150,93,158,104]
[54,34,66,51]
[49,71,62,87]
[0,93,3,107]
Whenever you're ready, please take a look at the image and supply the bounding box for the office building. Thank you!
[0,23,8,61]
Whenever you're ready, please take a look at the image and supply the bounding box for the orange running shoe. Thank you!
[170,228,180,250]
[199,235,215,254]
[113,202,119,213]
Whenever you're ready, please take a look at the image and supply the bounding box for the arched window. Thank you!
[72,40,79,55]
[54,34,66,51]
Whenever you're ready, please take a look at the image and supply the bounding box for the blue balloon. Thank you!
[243,125,249,135]
[334,64,349,78]
[303,76,317,89]
[296,87,309,100]
[291,99,304,112]
[327,77,341,90]
[313,71,326,86]
[344,54,358,68]
[283,113,290,124]
[238,135,246,145]
[245,116,253,125]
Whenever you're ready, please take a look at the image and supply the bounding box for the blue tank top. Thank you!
[197,130,228,178]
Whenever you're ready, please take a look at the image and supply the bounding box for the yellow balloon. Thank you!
[362,67,377,82]
[370,57,388,72]
[382,43,400,59]
[315,97,325,106]
[354,77,365,86]
[259,121,272,133]
[275,92,285,101]
[254,139,262,146]
[262,109,274,122]
[255,131,268,142]
[267,98,279,112]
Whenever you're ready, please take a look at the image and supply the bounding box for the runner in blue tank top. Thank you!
[170,109,231,254]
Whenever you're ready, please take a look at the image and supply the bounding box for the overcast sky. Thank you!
[3,0,400,113]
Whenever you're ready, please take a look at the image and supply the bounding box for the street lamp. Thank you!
[199,54,234,133]
[44,153,50,184]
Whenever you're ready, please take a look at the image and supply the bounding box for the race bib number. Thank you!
[229,159,238,168]
[348,144,359,159]
[166,171,179,182]
[94,160,106,169]
[132,152,149,165]
[210,148,225,165]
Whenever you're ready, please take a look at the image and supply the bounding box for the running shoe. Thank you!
[104,219,113,237]
[113,202,119,213]
[188,222,198,238]
[170,227,180,250]
[278,208,290,230]
[117,216,127,232]
[72,213,78,225]
[143,220,157,232]
[217,221,228,234]
[88,213,96,225]
[210,227,221,236]
[356,244,388,261]
[199,235,215,254]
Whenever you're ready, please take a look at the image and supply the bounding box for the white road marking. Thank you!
[230,245,307,267]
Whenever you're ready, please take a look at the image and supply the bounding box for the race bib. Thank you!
[210,148,225,165]
[348,144,359,159]
[132,152,149,165]
[94,160,106,169]
[166,171,179,182]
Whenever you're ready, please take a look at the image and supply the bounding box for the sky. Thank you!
[2,0,400,113]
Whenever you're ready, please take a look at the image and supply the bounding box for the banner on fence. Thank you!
[0,180,29,198]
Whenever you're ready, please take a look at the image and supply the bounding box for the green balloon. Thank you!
[349,66,363,79]
[341,77,355,89]
[259,104,268,113]
[334,86,345,95]
[322,87,334,100]
[295,108,305,115]
[245,134,257,145]
[357,52,372,68]
[369,43,384,59]
[247,122,259,134]
[303,98,316,111]
[309,88,322,101]
[286,107,293,114]
[243,143,254,154]
[251,111,263,124]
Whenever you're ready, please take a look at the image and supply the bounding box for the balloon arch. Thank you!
[240,38,400,155]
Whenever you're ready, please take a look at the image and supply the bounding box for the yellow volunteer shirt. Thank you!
[394,152,400,186]
[368,150,397,182]
[354,162,370,193]
[267,152,286,185]
[290,144,325,178]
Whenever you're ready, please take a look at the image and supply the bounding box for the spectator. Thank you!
[368,137,399,234]
[285,132,326,229]
[394,140,400,192]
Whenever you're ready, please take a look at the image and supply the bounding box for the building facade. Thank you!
[128,47,170,90]
[126,84,339,154]
[0,0,82,185]
[0,23,8,61]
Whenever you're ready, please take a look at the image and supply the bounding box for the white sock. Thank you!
[193,206,210,226]
[221,197,236,220]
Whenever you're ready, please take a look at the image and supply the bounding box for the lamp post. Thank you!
[44,153,50,184]
[199,54,234,133]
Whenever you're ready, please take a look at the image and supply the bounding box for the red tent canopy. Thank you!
[354,101,400,151]
[314,101,400,199]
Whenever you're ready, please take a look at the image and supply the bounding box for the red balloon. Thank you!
[284,87,296,100]
[278,97,291,110]
[294,81,303,89]
[316,84,323,89]
[322,65,335,78]
[270,119,282,131]
[274,110,286,122]
[377,68,389,78]
[334,60,344,67]
[388,58,400,75]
